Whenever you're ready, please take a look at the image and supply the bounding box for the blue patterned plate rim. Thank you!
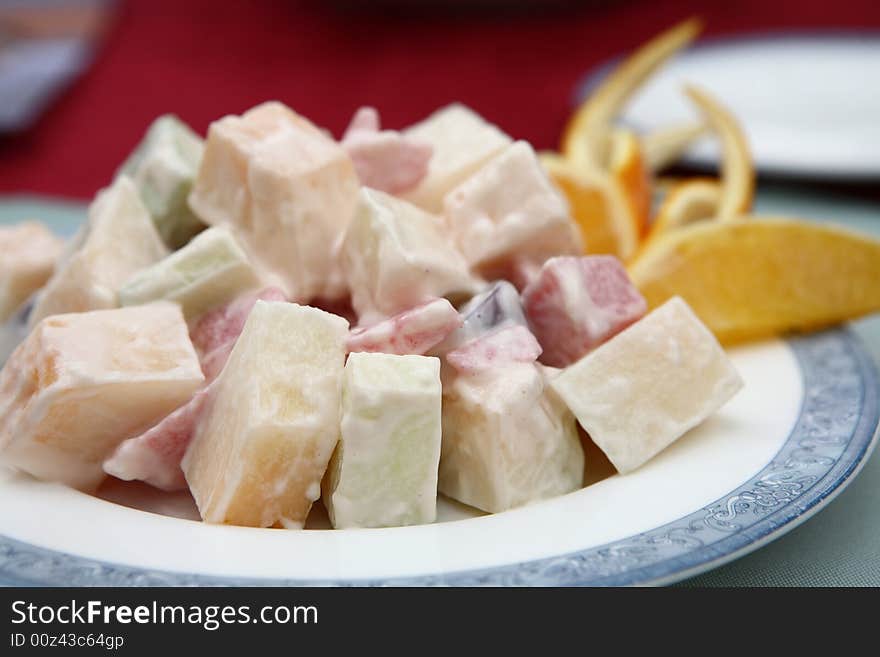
[0,327,877,586]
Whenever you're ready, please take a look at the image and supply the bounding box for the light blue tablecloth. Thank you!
[0,187,878,587]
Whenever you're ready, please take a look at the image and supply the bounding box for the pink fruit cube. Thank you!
[446,325,542,375]
[347,298,461,356]
[104,384,213,491]
[522,255,647,367]
[342,107,432,194]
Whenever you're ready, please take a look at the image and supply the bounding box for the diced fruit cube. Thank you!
[434,280,527,353]
[0,221,64,322]
[103,383,212,491]
[445,325,542,375]
[182,301,348,528]
[522,255,647,367]
[28,177,169,327]
[188,101,360,302]
[118,114,206,248]
[323,352,442,528]
[347,298,461,356]
[341,107,432,195]
[0,302,204,491]
[118,227,261,320]
[401,104,512,213]
[439,363,584,513]
[443,141,582,279]
[342,188,478,325]
[550,296,743,474]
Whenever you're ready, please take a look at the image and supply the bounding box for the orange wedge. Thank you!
[642,121,707,172]
[684,85,754,221]
[562,18,702,171]
[541,152,640,260]
[636,178,720,262]
[609,129,651,237]
[628,218,880,343]
[651,177,721,233]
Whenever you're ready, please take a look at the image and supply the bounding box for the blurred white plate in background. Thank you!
[577,34,880,179]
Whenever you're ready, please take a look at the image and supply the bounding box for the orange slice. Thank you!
[628,218,880,343]
[636,177,720,262]
[651,177,721,232]
[609,129,651,237]
[541,152,640,261]
[642,121,707,172]
[562,18,702,171]
[684,85,754,221]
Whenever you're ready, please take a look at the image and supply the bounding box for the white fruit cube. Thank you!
[29,176,169,327]
[342,188,477,324]
[182,301,348,528]
[401,104,512,213]
[550,297,744,474]
[443,141,582,279]
[118,114,205,248]
[188,101,359,301]
[118,227,261,320]
[0,221,64,321]
[0,302,204,491]
[323,352,442,528]
[439,363,584,513]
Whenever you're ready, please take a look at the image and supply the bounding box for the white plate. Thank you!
[0,328,877,586]
[576,33,880,179]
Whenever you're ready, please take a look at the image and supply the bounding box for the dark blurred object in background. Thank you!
[0,0,115,132]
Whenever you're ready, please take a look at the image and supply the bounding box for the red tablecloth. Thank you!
[2,0,879,199]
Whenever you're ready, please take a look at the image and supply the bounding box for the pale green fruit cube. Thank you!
[119,114,206,249]
[118,226,260,320]
[323,352,442,529]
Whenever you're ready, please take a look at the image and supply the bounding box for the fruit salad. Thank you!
[0,98,743,530]
[1,19,877,531]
